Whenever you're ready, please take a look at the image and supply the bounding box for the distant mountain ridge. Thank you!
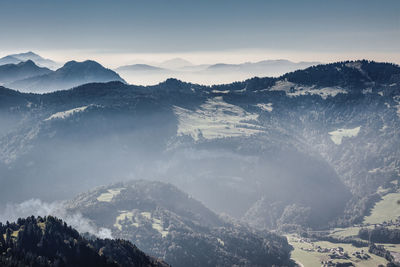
[0,60,52,85]
[116,64,167,72]
[158,58,193,69]
[8,60,126,93]
[0,52,59,70]
[116,58,320,85]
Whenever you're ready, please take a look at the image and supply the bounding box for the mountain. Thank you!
[8,60,126,92]
[158,58,193,69]
[116,59,319,85]
[0,55,21,65]
[66,180,294,267]
[0,216,168,267]
[0,60,399,232]
[115,64,174,86]
[0,60,52,85]
[0,52,59,70]
[206,59,320,76]
[116,64,167,72]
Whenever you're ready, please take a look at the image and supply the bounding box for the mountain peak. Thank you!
[7,59,126,92]
[18,59,36,66]
[159,58,193,69]
[0,51,59,70]
[63,60,102,69]
[19,51,37,57]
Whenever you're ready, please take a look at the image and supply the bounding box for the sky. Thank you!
[0,0,399,66]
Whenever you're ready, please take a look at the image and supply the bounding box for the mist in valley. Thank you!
[0,1,399,265]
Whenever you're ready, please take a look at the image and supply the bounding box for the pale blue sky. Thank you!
[0,0,399,65]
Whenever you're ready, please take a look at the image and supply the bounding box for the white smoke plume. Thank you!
[0,198,113,239]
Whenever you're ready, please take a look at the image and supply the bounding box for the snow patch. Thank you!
[234,88,247,93]
[269,80,347,99]
[345,62,363,72]
[256,103,273,112]
[362,88,372,94]
[97,188,125,202]
[212,90,230,94]
[45,105,90,121]
[368,168,381,173]
[114,211,136,231]
[394,96,400,118]
[140,212,168,238]
[114,210,168,237]
[174,96,264,141]
[329,126,361,145]
[141,211,151,220]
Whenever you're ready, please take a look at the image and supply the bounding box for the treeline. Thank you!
[334,193,382,227]
[282,60,400,90]
[368,243,399,266]
[359,227,400,244]
[0,216,168,267]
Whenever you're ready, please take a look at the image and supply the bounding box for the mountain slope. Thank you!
[8,60,126,92]
[66,180,294,267]
[0,216,168,267]
[0,60,52,85]
[0,60,399,231]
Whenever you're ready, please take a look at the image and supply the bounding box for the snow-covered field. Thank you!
[45,105,90,121]
[269,80,347,99]
[256,103,273,112]
[328,126,361,145]
[174,96,264,141]
[114,210,168,237]
[97,188,125,202]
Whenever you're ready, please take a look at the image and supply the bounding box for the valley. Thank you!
[0,58,399,266]
[1,1,399,265]
[288,186,400,266]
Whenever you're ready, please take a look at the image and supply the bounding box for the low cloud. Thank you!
[0,199,112,239]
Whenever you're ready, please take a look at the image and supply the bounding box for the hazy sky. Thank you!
[0,0,399,66]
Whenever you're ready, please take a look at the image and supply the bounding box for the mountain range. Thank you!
[0,52,59,70]
[0,60,398,232]
[116,58,320,85]
[0,59,399,266]
[0,52,321,89]
[1,60,125,93]
[0,60,52,85]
